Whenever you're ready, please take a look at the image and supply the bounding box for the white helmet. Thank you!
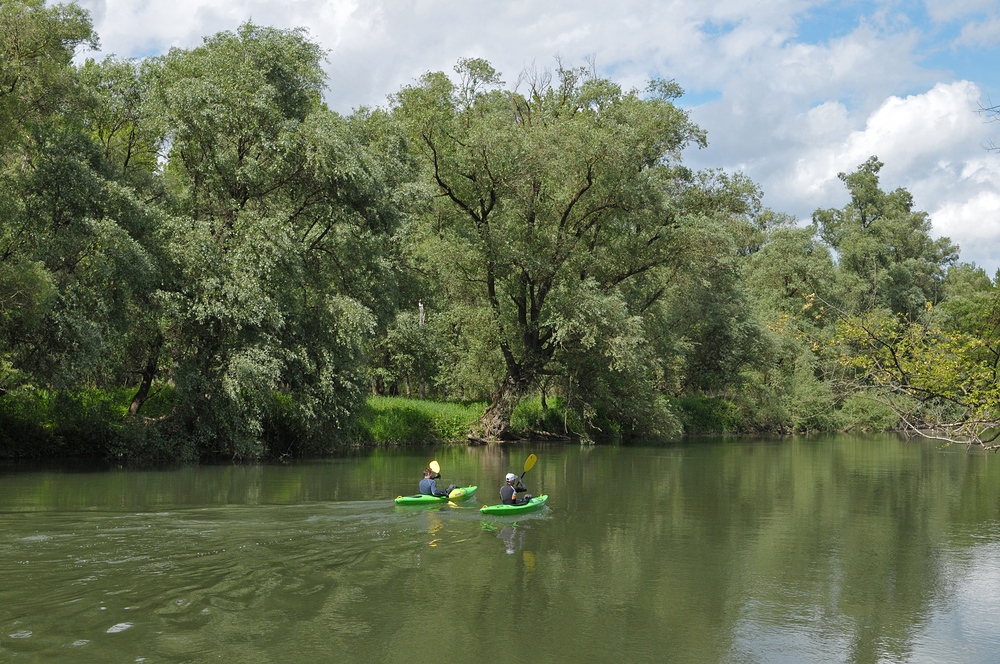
[505,473,518,482]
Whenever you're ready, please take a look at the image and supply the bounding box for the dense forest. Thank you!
[2,1,999,462]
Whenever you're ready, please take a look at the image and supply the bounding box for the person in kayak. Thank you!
[500,472,533,505]
[420,467,458,497]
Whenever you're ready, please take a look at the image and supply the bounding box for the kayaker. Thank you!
[500,472,533,505]
[420,467,458,497]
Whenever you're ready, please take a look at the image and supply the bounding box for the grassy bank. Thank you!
[356,396,486,444]
[0,388,136,460]
[0,390,489,461]
[357,395,579,444]
[1,388,893,463]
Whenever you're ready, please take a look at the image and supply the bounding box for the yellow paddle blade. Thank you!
[448,487,466,501]
[523,454,537,472]
[429,460,441,474]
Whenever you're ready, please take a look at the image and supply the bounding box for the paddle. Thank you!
[507,454,537,506]
[429,460,461,502]
[520,453,537,481]
[427,459,444,495]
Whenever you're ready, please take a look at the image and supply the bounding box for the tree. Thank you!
[811,158,999,438]
[737,215,843,431]
[148,24,408,457]
[393,60,707,439]
[0,1,153,395]
[0,1,96,386]
[0,0,95,152]
[813,157,958,319]
[834,294,1000,448]
[78,56,164,185]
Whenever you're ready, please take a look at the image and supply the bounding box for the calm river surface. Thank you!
[3,435,1000,663]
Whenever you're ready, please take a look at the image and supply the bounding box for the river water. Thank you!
[2,435,1000,663]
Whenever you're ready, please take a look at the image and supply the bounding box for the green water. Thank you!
[2,435,1000,663]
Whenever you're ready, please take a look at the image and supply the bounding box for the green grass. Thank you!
[0,387,134,458]
[511,395,577,435]
[1,388,486,459]
[677,395,743,433]
[357,396,486,444]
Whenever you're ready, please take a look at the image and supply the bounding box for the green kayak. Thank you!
[394,485,477,505]
[480,494,548,515]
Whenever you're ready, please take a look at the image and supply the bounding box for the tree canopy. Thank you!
[393,60,722,438]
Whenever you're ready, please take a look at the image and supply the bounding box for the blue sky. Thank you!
[75,0,1000,273]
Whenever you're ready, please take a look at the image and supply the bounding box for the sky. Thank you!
[73,0,1000,274]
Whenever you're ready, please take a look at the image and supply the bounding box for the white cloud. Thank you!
[924,0,997,23]
[76,0,808,107]
[793,81,983,193]
[765,80,1000,268]
[956,15,1000,47]
[803,101,852,139]
[933,191,1000,240]
[960,155,1000,183]
[920,142,1000,266]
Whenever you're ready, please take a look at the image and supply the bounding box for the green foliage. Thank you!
[832,295,1000,445]
[833,394,900,432]
[357,396,485,443]
[510,395,586,435]
[0,0,96,147]
[0,2,153,397]
[658,216,766,394]
[374,309,442,398]
[137,23,412,458]
[0,387,125,458]
[813,156,958,318]
[393,58,718,438]
[430,303,508,402]
[942,262,994,300]
[109,419,198,465]
[78,56,164,183]
[677,395,742,433]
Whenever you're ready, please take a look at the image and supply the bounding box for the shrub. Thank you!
[511,396,577,435]
[678,395,742,433]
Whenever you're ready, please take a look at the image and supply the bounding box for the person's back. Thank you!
[500,472,531,505]
[420,468,444,496]
[420,467,457,496]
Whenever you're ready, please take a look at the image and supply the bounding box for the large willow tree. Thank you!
[394,60,707,438]
[147,24,407,457]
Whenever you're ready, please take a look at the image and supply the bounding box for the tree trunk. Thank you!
[128,334,162,417]
[481,375,526,440]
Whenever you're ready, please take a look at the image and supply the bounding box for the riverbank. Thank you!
[0,386,895,463]
[0,390,494,463]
